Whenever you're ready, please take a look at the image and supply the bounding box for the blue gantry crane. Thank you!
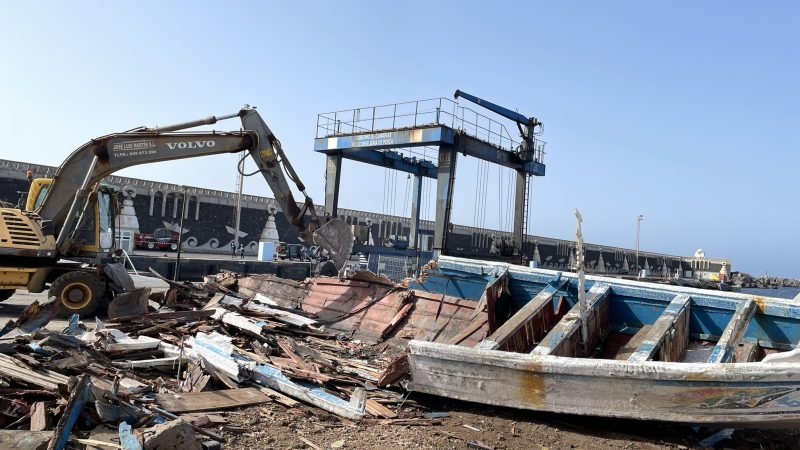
[314,91,546,263]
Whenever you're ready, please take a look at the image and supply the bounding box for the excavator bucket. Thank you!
[312,219,354,272]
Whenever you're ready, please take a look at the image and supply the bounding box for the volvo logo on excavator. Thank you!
[165,140,216,150]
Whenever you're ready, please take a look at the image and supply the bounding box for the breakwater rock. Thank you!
[731,272,800,289]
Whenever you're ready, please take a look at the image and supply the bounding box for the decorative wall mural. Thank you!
[0,159,723,275]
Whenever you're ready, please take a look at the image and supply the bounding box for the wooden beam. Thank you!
[531,283,611,357]
[445,317,488,346]
[469,267,509,331]
[476,274,567,352]
[707,299,757,363]
[628,293,691,362]
[155,388,271,413]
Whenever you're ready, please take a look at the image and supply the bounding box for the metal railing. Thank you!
[367,254,420,283]
[316,97,546,163]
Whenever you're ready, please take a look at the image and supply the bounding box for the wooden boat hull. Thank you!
[406,256,800,427]
[409,340,800,427]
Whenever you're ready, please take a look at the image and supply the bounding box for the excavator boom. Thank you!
[38,107,353,270]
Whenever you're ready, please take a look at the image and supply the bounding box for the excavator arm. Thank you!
[38,107,353,270]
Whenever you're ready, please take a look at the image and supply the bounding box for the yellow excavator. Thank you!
[0,106,353,316]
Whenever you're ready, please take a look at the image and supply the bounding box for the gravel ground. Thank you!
[217,394,800,450]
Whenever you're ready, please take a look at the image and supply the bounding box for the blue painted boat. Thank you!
[406,255,800,427]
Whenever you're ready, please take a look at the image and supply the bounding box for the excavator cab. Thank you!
[73,184,119,259]
[25,178,51,212]
[27,178,119,260]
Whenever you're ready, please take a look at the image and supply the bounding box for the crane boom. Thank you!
[37,107,353,270]
[454,89,535,126]
[453,89,543,161]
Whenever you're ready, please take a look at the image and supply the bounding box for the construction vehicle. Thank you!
[0,106,354,316]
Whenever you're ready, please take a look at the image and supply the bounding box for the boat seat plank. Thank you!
[613,325,653,360]
[531,283,611,357]
[476,274,568,352]
[707,299,757,363]
[628,293,691,362]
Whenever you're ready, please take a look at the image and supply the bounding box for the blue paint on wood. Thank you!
[119,422,142,450]
[420,259,800,350]
[51,375,91,450]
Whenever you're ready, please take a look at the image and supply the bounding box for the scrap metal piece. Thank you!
[312,219,354,272]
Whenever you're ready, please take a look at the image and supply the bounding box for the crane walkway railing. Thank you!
[316,97,546,164]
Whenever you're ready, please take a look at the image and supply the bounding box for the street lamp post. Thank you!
[635,214,644,278]
[174,187,187,281]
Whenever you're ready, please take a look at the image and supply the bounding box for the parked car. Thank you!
[134,227,180,251]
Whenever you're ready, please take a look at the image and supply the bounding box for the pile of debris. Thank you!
[0,268,483,449]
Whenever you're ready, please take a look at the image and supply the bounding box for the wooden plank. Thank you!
[476,275,567,351]
[0,354,70,391]
[532,283,611,356]
[614,326,652,360]
[213,308,266,335]
[220,297,317,327]
[154,388,271,413]
[380,303,413,339]
[377,354,409,387]
[707,299,757,363]
[469,267,508,329]
[75,438,124,449]
[112,357,179,369]
[111,309,216,322]
[628,294,691,362]
[30,402,50,432]
[365,398,397,418]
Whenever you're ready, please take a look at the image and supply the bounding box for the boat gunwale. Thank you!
[409,339,800,382]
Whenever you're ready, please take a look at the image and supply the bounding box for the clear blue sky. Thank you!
[1,2,798,276]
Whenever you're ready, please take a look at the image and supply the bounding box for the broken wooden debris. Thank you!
[0,267,502,448]
[0,353,70,392]
[29,402,50,432]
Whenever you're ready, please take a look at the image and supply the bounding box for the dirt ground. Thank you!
[218,394,800,450]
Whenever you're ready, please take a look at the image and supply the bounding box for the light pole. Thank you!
[174,186,187,281]
[635,214,643,277]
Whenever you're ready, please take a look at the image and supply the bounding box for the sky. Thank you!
[1,2,798,277]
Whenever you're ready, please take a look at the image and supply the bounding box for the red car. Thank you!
[134,228,180,251]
